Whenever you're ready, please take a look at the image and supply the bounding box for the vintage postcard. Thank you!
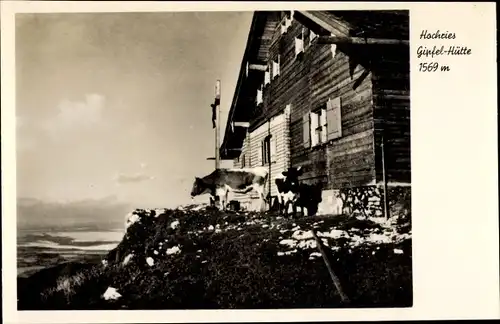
[1,1,498,323]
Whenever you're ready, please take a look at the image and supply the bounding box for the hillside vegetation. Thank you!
[18,206,412,310]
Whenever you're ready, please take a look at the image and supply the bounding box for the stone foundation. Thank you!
[232,185,411,218]
[338,186,383,217]
[317,185,411,218]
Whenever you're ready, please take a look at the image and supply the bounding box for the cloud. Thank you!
[42,93,106,140]
[114,172,155,184]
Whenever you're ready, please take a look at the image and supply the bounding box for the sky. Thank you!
[16,11,253,209]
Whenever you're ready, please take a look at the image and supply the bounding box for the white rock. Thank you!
[166,246,181,255]
[394,248,404,254]
[279,239,296,248]
[208,225,215,231]
[122,254,134,265]
[309,252,321,258]
[262,224,269,228]
[292,230,313,240]
[366,233,393,244]
[277,249,297,256]
[170,220,180,229]
[103,287,122,301]
[153,250,159,255]
[146,257,155,266]
[201,260,208,264]
[297,239,317,249]
[125,213,141,230]
[318,229,348,239]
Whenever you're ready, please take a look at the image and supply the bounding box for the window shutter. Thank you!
[302,113,310,148]
[295,37,304,56]
[310,111,319,146]
[326,97,342,140]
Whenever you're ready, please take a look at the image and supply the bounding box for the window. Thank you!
[280,11,293,35]
[256,86,263,105]
[241,154,246,168]
[264,68,271,86]
[261,136,271,165]
[310,107,327,147]
[272,56,280,79]
[309,29,318,47]
[303,97,342,148]
[295,28,305,57]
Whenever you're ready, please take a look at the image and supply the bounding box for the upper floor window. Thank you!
[295,28,305,58]
[271,56,280,79]
[280,11,293,35]
[264,67,271,86]
[310,106,327,146]
[309,29,318,46]
[256,86,263,105]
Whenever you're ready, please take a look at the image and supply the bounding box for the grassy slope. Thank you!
[18,207,412,310]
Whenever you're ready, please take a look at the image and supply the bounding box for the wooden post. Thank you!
[381,134,389,219]
[311,230,350,304]
[215,80,221,169]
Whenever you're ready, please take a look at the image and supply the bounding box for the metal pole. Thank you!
[381,134,389,220]
[268,119,272,210]
[215,80,221,170]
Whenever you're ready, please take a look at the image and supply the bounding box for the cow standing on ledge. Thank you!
[275,166,322,217]
[190,167,269,211]
[275,166,302,215]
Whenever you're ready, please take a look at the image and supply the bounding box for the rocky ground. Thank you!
[17,205,412,310]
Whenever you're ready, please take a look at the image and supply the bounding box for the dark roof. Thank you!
[220,12,279,159]
[327,10,409,39]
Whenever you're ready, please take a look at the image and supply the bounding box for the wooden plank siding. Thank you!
[372,44,411,184]
[228,11,410,199]
[232,111,291,204]
[249,16,377,189]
